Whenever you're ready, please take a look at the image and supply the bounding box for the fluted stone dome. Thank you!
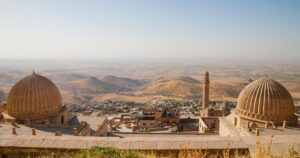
[7,72,62,120]
[236,77,295,123]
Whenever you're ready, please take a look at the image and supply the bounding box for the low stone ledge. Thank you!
[0,134,299,156]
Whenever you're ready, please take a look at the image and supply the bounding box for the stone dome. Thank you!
[236,77,295,123]
[7,72,62,120]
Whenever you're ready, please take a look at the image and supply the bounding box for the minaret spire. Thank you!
[202,71,210,117]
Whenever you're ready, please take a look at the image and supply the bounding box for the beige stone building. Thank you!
[199,74,299,136]
[220,77,299,136]
[0,72,108,136]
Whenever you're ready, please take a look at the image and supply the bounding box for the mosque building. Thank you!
[219,77,299,136]
[199,72,299,136]
[0,72,108,136]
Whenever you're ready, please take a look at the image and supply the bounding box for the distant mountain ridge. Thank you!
[101,75,147,89]
[3,71,300,104]
[154,76,200,84]
[43,72,86,83]
[69,77,128,94]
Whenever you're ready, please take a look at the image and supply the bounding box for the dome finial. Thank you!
[264,74,269,78]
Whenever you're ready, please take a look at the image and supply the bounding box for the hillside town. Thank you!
[64,99,236,133]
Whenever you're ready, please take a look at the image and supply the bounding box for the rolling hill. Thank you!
[135,76,248,100]
[135,76,200,98]
[4,71,300,104]
[281,81,300,92]
[69,77,127,94]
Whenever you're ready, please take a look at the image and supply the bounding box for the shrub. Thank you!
[76,147,121,158]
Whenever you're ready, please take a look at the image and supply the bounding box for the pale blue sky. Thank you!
[0,0,299,61]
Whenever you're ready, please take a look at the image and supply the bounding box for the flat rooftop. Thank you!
[0,116,107,136]
[220,115,300,136]
[253,127,300,136]
[0,124,79,136]
[70,115,107,133]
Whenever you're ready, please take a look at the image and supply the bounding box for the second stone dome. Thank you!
[7,72,62,120]
[236,77,295,123]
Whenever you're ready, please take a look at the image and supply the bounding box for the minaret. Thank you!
[202,72,210,117]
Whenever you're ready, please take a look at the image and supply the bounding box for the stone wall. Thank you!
[219,118,240,136]
[0,134,299,157]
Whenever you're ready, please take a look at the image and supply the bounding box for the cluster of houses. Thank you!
[65,100,142,116]
[109,100,235,133]
[66,99,200,117]
[63,97,239,133]
[110,106,189,132]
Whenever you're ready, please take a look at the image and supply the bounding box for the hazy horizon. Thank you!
[0,0,300,61]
